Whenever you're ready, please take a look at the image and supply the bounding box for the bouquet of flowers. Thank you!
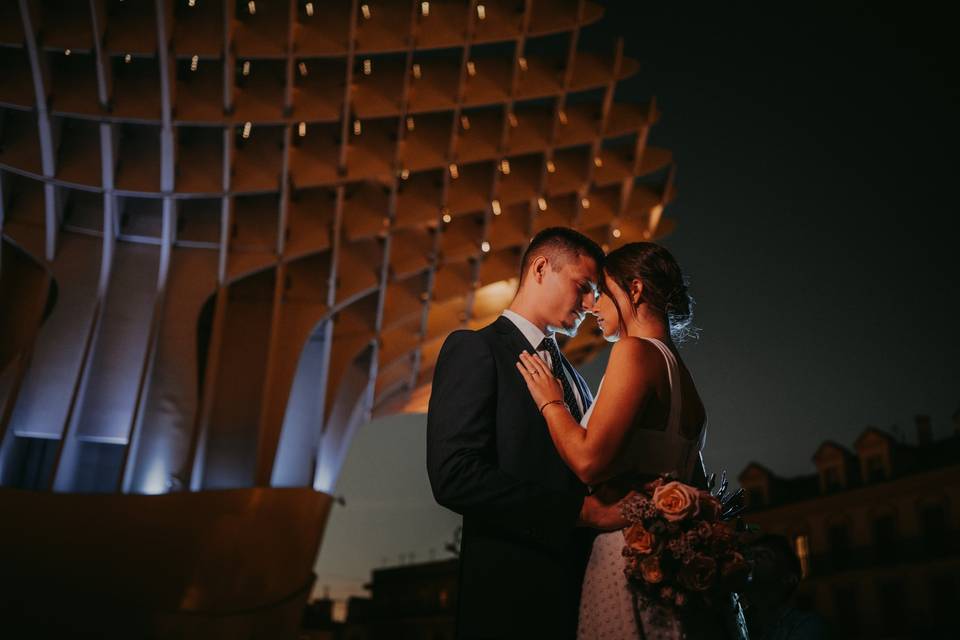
[620,472,749,611]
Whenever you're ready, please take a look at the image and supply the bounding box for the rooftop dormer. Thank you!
[854,427,895,483]
[812,441,854,493]
[738,463,775,508]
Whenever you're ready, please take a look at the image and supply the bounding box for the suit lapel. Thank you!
[494,315,538,356]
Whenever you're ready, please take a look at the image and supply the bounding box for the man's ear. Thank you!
[533,256,548,282]
[630,279,644,305]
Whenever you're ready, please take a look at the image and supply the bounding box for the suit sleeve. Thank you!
[426,330,583,549]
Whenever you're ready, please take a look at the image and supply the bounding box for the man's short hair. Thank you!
[519,227,604,284]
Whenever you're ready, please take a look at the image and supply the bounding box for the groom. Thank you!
[427,227,627,639]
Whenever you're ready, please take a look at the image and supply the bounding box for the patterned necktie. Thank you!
[539,337,583,422]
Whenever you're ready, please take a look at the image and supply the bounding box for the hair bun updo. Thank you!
[601,242,697,343]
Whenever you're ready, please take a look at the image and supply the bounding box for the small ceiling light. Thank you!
[248,1,256,15]
[421,1,430,16]
[580,197,590,209]
[491,200,501,215]
[400,168,410,180]
[499,159,510,175]
[242,60,251,76]
[305,2,314,16]
[188,0,197,6]
[298,122,307,137]
[406,116,415,131]
[242,122,252,139]
[361,4,371,19]
[448,163,459,179]
[190,55,199,71]
[412,63,422,79]
[353,119,362,135]
[558,110,568,125]
[507,112,518,127]
[363,59,372,75]
[593,156,603,168]
[466,61,476,76]
[537,197,547,211]
[298,62,308,76]
[124,54,132,63]
[64,48,71,56]
[612,228,622,238]
[545,160,555,173]
[481,241,491,253]
[442,212,452,223]
[517,57,528,71]
[477,4,486,20]
[460,115,470,130]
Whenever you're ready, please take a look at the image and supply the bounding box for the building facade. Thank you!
[738,414,960,638]
[0,2,674,635]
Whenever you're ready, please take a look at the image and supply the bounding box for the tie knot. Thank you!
[539,337,559,355]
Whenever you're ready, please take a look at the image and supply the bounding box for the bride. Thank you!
[517,242,739,639]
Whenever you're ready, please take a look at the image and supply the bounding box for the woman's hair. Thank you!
[601,242,697,343]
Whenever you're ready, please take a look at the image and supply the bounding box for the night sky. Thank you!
[315,1,958,600]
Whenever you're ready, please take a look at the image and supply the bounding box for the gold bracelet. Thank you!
[539,399,566,415]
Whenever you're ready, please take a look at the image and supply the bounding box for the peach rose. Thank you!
[652,481,701,522]
[624,523,656,555]
[678,554,717,592]
[640,556,664,584]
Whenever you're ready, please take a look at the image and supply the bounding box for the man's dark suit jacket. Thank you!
[427,316,595,639]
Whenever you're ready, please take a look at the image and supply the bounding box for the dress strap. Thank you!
[639,337,684,436]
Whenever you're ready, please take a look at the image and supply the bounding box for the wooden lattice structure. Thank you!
[0,0,675,495]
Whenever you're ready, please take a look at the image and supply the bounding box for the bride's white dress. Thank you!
[577,337,708,640]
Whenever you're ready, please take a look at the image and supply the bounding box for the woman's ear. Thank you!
[630,279,644,305]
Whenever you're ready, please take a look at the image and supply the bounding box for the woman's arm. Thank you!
[517,338,658,485]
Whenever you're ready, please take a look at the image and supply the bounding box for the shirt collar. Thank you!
[500,309,553,351]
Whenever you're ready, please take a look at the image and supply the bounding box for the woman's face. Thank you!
[592,272,634,342]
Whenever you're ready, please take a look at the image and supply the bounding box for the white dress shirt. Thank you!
[500,309,585,415]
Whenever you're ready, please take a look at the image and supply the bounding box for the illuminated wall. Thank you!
[0,0,675,496]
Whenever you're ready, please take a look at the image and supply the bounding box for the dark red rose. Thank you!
[720,551,751,589]
[698,491,722,521]
[711,522,736,548]
[678,554,717,592]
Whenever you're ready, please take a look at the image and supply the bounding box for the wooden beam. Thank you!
[89,0,113,109]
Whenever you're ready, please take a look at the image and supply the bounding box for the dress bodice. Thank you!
[579,337,705,483]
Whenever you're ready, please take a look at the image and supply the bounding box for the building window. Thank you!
[864,454,887,482]
[930,575,957,632]
[921,504,948,557]
[794,535,810,578]
[827,523,850,571]
[833,585,859,636]
[821,465,843,492]
[879,581,906,634]
[746,487,766,507]
[872,514,898,564]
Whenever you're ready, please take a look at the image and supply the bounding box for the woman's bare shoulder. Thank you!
[607,337,664,381]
